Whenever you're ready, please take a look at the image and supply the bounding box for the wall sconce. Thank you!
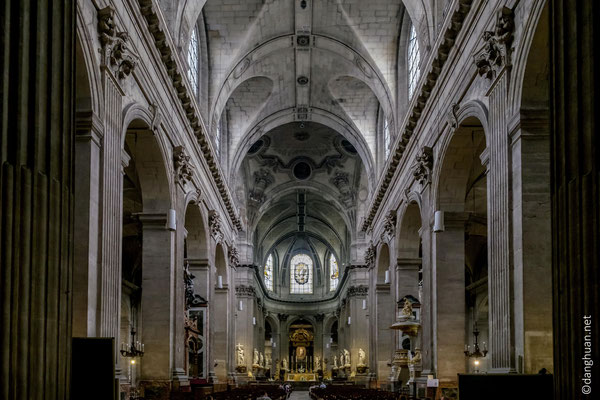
[347,316,351,325]
[217,275,223,289]
[238,300,243,311]
[362,299,367,310]
[166,209,177,231]
[434,210,445,232]
[384,270,390,284]
[253,317,257,325]
[326,343,330,348]
[273,342,276,348]
[329,337,333,343]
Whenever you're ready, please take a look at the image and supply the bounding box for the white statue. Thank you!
[282,357,288,370]
[343,349,351,366]
[339,352,344,366]
[266,354,272,369]
[333,355,339,368]
[253,348,259,366]
[314,356,321,370]
[358,348,366,366]
[259,352,265,367]
[236,343,245,366]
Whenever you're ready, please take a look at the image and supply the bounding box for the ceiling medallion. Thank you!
[297,35,310,46]
[297,76,309,86]
[293,162,311,180]
[294,131,310,141]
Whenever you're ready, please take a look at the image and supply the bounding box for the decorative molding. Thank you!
[278,313,289,322]
[249,168,274,205]
[173,145,194,184]
[473,6,515,80]
[235,285,256,298]
[447,102,460,130]
[383,210,397,237]
[314,313,325,322]
[347,285,369,297]
[361,0,474,231]
[364,241,376,269]
[98,6,138,80]
[229,247,240,268]
[330,170,355,208]
[137,0,242,231]
[412,146,434,186]
[149,103,163,132]
[208,210,223,241]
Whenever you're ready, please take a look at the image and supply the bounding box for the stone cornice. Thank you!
[137,0,242,231]
[361,0,474,231]
[235,285,256,298]
[347,285,369,297]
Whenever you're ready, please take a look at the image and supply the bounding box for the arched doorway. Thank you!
[435,115,487,380]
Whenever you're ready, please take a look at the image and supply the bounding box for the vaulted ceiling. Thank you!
[155,0,430,269]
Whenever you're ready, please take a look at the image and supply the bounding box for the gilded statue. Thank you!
[401,298,413,319]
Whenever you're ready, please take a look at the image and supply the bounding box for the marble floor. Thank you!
[288,390,310,400]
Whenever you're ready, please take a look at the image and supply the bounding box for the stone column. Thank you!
[396,258,421,304]
[73,113,102,337]
[375,283,393,384]
[486,68,516,373]
[139,213,174,384]
[211,283,230,382]
[419,218,435,375]
[0,0,75,398]
[550,1,599,398]
[433,212,467,382]
[172,204,189,387]
[510,110,553,373]
[235,286,255,373]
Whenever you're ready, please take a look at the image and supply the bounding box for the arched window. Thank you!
[383,118,391,160]
[290,253,313,294]
[187,26,199,97]
[329,253,339,292]
[408,24,420,99]
[264,254,274,291]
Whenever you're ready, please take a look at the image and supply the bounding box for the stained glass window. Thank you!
[187,26,199,97]
[264,254,273,291]
[408,24,420,99]
[290,254,313,294]
[329,254,339,291]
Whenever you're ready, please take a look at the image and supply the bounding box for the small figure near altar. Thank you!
[333,355,339,369]
[343,349,351,367]
[357,348,366,366]
[259,352,265,368]
[314,355,321,371]
[282,357,289,371]
[253,348,260,367]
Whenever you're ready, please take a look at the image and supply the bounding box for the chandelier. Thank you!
[464,322,487,359]
[120,327,145,358]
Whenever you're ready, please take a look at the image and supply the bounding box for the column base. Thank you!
[172,368,190,389]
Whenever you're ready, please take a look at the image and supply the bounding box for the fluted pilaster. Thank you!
[0,0,75,398]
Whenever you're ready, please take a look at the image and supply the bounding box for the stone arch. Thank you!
[184,201,209,260]
[123,118,172,213]
[434,115,487,212]
[397,202,422,259]
[376,243,391,284]
[230,108,375,187]
[214,242,228,281]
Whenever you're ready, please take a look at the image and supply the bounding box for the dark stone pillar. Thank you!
[0,1,75,399]
[550,1,599,398]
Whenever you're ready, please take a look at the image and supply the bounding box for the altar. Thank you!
[285,373,317,382]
